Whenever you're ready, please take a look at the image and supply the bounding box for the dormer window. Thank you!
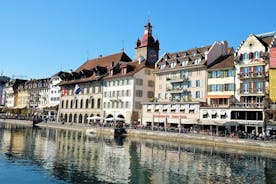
[204,50,209,55]
[160,63,166,69]
[194,58,201,64]
[253,51,259,59]
[192,52,196,57]
[170,62,176,68]
[243,53,249,60]
[182,60,188,66]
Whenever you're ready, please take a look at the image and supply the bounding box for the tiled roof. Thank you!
[207,54,234,71]
[156,45,211,70]
[75,52,132,72]
[103,60,153,80]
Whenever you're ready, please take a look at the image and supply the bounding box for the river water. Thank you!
[0,122,275,184]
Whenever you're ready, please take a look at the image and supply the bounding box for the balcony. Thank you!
[238,72,268,80]
[167,77,189,83]
[238,88,267,96]
[167,87,189,93]
[230,103,264,109]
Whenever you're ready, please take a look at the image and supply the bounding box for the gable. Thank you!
[237,35,266,54]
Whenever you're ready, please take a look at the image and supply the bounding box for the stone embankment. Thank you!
[1,119,276,153]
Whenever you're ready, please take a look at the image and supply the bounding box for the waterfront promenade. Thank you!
[1,119,276,154]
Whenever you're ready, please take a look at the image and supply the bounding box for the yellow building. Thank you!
[269,69,276,102]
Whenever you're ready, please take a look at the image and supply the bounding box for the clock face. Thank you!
[148,49,157,63]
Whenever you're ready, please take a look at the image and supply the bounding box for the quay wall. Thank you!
[1,119,276,153]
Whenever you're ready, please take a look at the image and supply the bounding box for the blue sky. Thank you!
[0,0,275,79]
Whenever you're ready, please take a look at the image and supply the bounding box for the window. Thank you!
[242,67,249,77]
[136,90,143,97]
[135,102,142,109]
[148,91,154,98]
[256,66,263,75]
[160,64,166,69]
[243,53,249,60]
[227,69,233,77]
[159,75,162,80]
[166,73,171,80]
[180,70,187,78]
[170,62,176,68]
[197,69,201,76]
[196,80,200,87]
[182,60,188,66]
[188,71,192,76]
[136,78,143,85]
[243,82,249,92]
[224,83,233,91]
[195,91,201,98]
[188,81,192,88]
[148,80,154,87]
[256,82,263,92]
[253,51,259,59]
[126,90,130,96]
[125,101,129,108]
[194,58,201,64]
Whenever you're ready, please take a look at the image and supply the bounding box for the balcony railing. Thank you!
[238,88,267,95]
[167,87,189,93]
[238,72,268,79]
[230,103,264,109]
[166,77,188,83]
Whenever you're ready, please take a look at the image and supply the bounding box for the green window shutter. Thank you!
[207,85,211,92]
[208,73,211,78]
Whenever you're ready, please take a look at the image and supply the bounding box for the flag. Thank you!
[74,84,81,95]
[61,86,67,97]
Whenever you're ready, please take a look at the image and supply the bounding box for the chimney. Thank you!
[111,61,114,67]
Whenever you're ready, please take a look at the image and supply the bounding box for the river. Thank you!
[0,122,275,184]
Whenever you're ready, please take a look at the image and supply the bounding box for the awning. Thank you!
[155,105,159,110]
[87,116,103,120]
[211,110,217,115]
[202,110,208,115]
[189,105,195,110]
[220,110,226,115]
[14,105,27,109]
[180,105,185,110]
[171,105,176,110]
[206,95,233,99]
[105,117,125,121]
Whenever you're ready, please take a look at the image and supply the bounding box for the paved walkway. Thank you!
[1,119,276,153]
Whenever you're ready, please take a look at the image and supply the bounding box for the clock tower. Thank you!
[135,21,159,65]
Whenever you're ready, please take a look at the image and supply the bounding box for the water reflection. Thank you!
[0,122,275,184]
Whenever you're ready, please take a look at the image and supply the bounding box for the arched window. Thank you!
[64,114,68,122]
[75,100,78,109]
[70,100,73,108]
[84,114,88,124]
[73,114,77,122]
[69,114,72,122]
[61,100,64,108]
[97,98,101,108]
[80,99,83,109]
[79,114,83,123]
[85,99,89,108]
[91,98,94,109]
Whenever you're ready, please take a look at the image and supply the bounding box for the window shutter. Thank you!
[207,85,210,92]
[231,83,235,91]
[253,82,256,92]
[240,54,243,60]
[260,51,263,57]
[208,73,211,78]
[249,52,253,59]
